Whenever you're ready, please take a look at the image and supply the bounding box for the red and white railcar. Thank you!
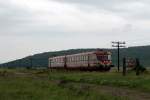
[48,50,113,71]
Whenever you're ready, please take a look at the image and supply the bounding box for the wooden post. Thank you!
[123,57,126,76]
[136,58,140,76]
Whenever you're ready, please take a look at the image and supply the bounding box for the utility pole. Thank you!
[112,41,126,71]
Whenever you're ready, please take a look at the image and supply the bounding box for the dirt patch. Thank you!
[93,85,150,100]
[55,80,150,100]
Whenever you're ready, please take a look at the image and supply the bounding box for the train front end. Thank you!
[95,51,113,71]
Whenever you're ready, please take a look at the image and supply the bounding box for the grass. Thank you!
[48,70,150,92]
[0,68,149,100]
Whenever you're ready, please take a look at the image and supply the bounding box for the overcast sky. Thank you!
[0,0,150,63]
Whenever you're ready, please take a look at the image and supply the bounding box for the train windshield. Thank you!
[97,55,111,61]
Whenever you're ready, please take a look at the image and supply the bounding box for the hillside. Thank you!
[1,46,150,68]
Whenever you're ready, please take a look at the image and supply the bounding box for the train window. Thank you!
[56,58,57,62]
[80,56,82,61]
[97,55,108,61]
[84,56,86,61]
[85,56,87,61]
[79,56,81,61]
[83,56,85,61]
[60,58,62,62]
[84,56,87,61]
[75,57,77,61]
[76,56,78,61]
[71,57,73,62]
[108,55,111,60]
[68,57,70,62]
[85,55,88,60]
[74,56,76,62]
[75,56,77,61]
[78,56,80,61]
[82,56,84,61]
[97,56,100,60]
[104,56,108,60]
[77,56,79,61]
[83,55,85,61]
[72,57,74,62]
[73,57,75,62]
[79,56,80,61]
[59,58,60,62]
[70,57,72,62]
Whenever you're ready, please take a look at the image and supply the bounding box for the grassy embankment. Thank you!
[0,68,149,100]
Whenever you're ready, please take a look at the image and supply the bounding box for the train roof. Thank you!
[49,50,111,59]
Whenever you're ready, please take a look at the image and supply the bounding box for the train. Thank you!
[48,50,113,71]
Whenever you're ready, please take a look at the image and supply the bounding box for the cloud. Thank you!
[0,0,130,37]
[0,0,150,62]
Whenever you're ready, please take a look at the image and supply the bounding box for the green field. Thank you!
[0,68,149,100]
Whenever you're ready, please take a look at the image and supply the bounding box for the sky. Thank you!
[0,0,150,63]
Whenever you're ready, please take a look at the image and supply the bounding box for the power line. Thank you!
[112,41,126,71]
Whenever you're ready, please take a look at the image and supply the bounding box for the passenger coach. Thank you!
[48,50,113,71]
